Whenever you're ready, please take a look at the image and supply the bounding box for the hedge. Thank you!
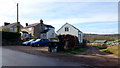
[1,31,21,40]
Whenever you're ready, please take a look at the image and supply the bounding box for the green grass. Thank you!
[98,45,120,57]
[96,45,107,49]
[101,48,113,54]
[107,45,120,57]
[59,46,89,54]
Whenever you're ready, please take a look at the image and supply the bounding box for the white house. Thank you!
[57,23,83,43]
[40,24,56,39]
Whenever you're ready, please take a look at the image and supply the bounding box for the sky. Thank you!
[0,0,119,34]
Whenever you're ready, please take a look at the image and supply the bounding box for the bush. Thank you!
[1,31,21,45]
[58,34,79,50]
[2,31,21,40]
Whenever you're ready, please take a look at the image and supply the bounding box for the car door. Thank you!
[44,39,49,45]
[39,39,44,45]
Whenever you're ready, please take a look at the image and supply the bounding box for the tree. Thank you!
[16,22,20,33]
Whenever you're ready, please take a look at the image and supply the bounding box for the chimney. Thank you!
[17,22,20,24]
[26,23,28,26]
[4,22,10,26]
[40,19,43,24]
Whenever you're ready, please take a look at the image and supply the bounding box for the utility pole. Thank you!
[17,3,18,23]
[16,3,20,33]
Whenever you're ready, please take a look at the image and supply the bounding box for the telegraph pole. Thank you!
[17,3,18,23]
[16,3,20,33]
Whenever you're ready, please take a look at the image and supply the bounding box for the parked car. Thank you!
[31,39,50,47]
[22,39,36,46]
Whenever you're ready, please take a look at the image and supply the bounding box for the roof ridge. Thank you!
[57,23,82,33]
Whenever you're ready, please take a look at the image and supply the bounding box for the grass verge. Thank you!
[59,46,89,54]
[101,48,113,54]
[107,45,120,57]
[97,45,120,57]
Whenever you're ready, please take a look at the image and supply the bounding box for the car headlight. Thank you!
[23,42,28,44]
[22,42,25,44]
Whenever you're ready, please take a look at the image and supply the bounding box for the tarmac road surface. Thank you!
[2,47,88,67]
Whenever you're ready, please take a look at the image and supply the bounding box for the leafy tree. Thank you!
[15,22,20,33]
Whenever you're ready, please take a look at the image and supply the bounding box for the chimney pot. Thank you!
[17,22,20,24]
[26,23,28,26]
[40,19,43,24]
[4,22,10,26]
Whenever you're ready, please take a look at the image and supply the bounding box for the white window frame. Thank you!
[65,27,69,32]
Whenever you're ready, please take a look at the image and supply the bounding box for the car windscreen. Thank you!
[35,39,41,42]
[29,39,34,42]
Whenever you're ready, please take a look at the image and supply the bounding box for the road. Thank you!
[2,46,119,67]
[0,46,2,67]
[2,47,87,66]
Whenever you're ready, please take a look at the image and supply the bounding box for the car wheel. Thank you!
[27,43,30,46]
[37,44,40,47]
[31,44,34,47]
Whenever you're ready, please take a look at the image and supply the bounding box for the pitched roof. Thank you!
[44,24,54,28]
[57,23,82,33]
[24,23,54,28]
[0,23,23,30]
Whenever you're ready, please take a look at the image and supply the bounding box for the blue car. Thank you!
[31,39,50,47]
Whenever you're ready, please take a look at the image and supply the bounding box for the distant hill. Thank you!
[83,33,120,42]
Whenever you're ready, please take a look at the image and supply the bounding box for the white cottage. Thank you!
[57,23,83,43]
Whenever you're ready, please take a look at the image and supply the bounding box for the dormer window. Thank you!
[65,27,69,31]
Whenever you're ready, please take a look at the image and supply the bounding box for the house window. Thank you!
[65,27,69,31]
[51,33,54,37]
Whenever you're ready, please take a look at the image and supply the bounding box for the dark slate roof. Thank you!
[24,23,54,28]
[0,23,23,30]
[41,29,50,33]
[44,24,54,28]
[57,23,82,33]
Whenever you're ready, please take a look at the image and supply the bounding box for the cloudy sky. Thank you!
[0,0,119,34]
